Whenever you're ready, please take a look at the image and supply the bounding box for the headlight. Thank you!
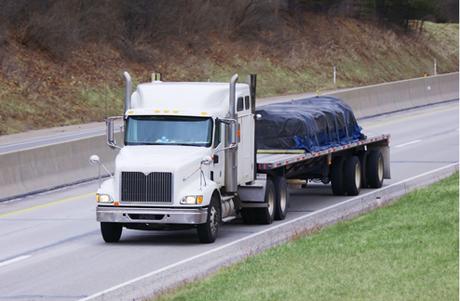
[96,193,113,203]
[180,195,203,205]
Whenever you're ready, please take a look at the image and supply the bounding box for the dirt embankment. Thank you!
[0,11,458,135]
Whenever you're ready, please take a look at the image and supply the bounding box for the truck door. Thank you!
[236,95,255,183]
[211,119,225,186]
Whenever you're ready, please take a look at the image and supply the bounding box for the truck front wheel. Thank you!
[100,222,122,243]
[197,194,221,243]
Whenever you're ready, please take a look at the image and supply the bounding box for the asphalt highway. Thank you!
[0,101,457,300]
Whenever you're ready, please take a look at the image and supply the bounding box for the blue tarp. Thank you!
[255,96,365,152]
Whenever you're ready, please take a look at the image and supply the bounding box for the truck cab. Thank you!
[95,73,257,243]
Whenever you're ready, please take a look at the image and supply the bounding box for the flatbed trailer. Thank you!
[237,134,391,219]
[257,134,390,173]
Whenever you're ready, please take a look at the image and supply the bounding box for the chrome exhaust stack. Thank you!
[123,71,132,114]
[225,74,239,193]
[247,74,257,181]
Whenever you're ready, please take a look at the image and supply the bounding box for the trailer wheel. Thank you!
[343,156,361,196]
[331,157,345,196]
[197,194,221,243]
[274,176,289,220]
[100,222,122,243]
[366,150,384,188]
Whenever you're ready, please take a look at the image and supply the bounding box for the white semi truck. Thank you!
[92,72,390,243]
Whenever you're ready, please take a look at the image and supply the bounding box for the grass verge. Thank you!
[157,173,459,301]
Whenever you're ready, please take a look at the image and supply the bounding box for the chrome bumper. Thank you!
[96,206,208,224]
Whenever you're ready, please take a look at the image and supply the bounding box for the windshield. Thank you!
[125,116,213,147]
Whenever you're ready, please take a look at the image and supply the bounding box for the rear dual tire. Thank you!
[343,156,361,196]
[366,150,384,188]
[274,176,289,220]
[330,150,384,195]
[331,157,346,195]
[331,156,361,196]
[241,178,276,224]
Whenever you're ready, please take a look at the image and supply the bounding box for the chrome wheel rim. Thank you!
[267,189,275,217]
[378,157,384,182]
[279,185,287,213]
[209,206,218,235]
[355,162,361,189]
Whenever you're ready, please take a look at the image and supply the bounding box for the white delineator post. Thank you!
[333,65,337,88]
[433,58,437,76]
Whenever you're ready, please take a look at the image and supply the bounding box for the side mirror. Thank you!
[218,118,238,148]
[106,116,123,149]
[89,154,101,166]
[220,120,226,147]
[89,154,112,182]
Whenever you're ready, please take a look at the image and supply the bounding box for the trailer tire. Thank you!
[331,157,345,196]
[100,222,122,243]
[197,194,221,243]
[343,156,361,196]
[274,176,289,220]
[366,150,384,188]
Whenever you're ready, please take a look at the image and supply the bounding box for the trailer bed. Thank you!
[256,134,390,171]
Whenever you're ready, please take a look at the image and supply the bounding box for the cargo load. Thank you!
[255,96,365,152]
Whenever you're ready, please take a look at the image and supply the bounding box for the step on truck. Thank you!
[91,72,390,243]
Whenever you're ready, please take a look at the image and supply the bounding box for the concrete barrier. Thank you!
[0,134,121,201]
[0,73,458,201]
[327,72,459,118]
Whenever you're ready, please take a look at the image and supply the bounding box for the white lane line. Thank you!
[394,139,422,148]
[0,255,31,268]
[80,163,458,301]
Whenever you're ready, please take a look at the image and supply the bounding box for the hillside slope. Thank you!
[0,16,458,135]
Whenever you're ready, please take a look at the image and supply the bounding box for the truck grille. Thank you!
[121,172,173,203]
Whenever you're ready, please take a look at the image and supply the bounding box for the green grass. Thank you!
[157,173,459,301]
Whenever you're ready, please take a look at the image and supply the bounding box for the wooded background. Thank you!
[0,0,458,60]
